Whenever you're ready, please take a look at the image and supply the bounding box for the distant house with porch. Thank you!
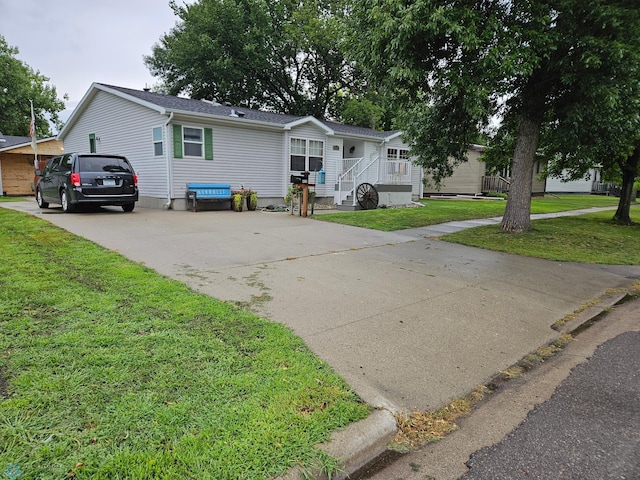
[546,169,619,196]
[58,83,423,210]
[0,134,63,196]
[422,144,547,197]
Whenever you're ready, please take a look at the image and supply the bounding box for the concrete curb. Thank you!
[275,409,397,480]
[554,289,632,335]
[320,409,398,480]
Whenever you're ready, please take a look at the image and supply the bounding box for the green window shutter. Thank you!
[173,124,183,159]
[204,128,213,160]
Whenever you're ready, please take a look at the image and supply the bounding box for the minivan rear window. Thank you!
[79,156,133,173]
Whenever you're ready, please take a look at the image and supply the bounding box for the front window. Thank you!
[309,140,324,172]
[183,127,203,157]
[387,148,410,175]
[290,138,324,172]
[387,148,410,161]
[152,127,163,156]
[290,138,306,171]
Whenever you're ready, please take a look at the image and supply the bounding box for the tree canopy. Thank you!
[145,0,360,119]
[349,0,640,231]
[0,35,67,137]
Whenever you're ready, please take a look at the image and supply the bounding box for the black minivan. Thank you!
[35,153,139,212]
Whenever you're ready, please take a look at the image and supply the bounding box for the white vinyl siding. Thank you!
[171,122,284,197]
[61,90,169,198]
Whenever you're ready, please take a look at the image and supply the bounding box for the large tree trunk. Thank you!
[613,146,639,225]
[501,112,543,232]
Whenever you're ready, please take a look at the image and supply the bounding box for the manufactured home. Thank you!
[58,84,423,210]
[422,145,547,197]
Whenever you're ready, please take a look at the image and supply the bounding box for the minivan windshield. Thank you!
[79,156,133,173]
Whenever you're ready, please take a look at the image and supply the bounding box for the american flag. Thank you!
[30,100,38,165]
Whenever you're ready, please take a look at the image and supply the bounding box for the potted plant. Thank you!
[285,185,302,215]
[245,189,258,211]
[231,191,244,211]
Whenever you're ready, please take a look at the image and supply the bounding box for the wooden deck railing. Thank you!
[481,175,511,193]
[591,182,620,196]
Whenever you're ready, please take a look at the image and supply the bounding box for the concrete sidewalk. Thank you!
[3,201,639,475]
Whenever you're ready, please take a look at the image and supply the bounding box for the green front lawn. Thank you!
[444,210,640,264]
[0,196,28,202]
[316,195,621,231]
[315,195,640,265]
[0,209,369,479]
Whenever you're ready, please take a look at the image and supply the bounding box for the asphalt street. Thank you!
[461,330,640,480]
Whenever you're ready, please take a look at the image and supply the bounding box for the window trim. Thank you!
[387,147,410,161]
[152,126,164,157]
[172,124,213,160]
[290,137,324,172]
[183,126,204,158]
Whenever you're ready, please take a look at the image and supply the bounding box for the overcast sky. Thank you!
[1,0,180,120]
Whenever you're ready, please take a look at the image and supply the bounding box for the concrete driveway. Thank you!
[4,201,639,412]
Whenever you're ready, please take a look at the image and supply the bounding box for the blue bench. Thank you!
[185,183,232,212]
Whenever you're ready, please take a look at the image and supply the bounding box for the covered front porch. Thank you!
[334,153,413,210]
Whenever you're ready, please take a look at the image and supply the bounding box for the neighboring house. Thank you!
[422,145,547,197]
[0,134,63,196]
[58,83,423,210]
[546,169,617,195]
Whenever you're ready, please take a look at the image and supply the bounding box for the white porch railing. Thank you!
[336,157,363,205]
[336,156,412,205]
[380,160,412,185]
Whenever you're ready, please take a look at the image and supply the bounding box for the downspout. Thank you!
[164,112,174,209]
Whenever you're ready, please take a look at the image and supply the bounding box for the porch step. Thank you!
[336,203,362,211]
[336,195,362,211]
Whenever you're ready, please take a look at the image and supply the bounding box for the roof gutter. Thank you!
[164,112,174,209]
[167,109,286,132]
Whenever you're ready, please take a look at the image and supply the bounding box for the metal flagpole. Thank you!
[29,100,38,168]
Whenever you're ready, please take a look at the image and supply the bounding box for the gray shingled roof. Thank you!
[0,135,33,150]
[101,84,398,140]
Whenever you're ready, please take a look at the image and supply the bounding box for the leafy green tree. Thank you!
[349,0,640,231]
[145,0,356,119]
[0,35,67,137]
[329,90,398,131]
[336,97,385,130]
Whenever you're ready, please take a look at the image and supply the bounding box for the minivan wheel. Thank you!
[122,203,135,212]
[61,190,75,213]
[36,188,49,208]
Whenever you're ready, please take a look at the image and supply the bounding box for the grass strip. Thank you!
[315,195,621,231]
[0,209,369,479]
[443,210,640,265]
